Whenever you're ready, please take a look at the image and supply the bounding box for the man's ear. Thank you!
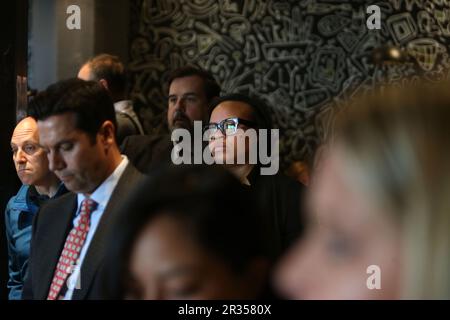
[99,79,109,91]
[99,120,116,146]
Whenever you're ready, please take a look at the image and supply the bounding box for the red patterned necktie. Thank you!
[47,198,98,300]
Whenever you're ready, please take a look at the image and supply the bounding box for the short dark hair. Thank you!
[102,164,267,299]
[85,54,126,98]
[209,93,273,130]
[27,78,117,142]
[167,66,221,103]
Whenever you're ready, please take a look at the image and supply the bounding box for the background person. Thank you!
[120,65,221,173]
[78,54,145,144]
[206,94,305,259]
[5,117,66,300]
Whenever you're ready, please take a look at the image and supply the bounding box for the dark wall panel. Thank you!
[0,0,26,300]
[128,0,450,167]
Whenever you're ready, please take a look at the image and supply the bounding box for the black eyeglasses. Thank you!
[204,117,256,139]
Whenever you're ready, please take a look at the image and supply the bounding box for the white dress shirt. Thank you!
[63,156,129,299]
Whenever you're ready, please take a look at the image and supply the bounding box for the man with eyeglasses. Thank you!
[5,117,67,299]
[206,94,305,260]
[121,65,221,173]
[206,116,258,185]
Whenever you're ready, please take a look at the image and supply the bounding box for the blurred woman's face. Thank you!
[127,213,258,299]
[275,147,403,299]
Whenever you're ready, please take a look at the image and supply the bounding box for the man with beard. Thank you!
[120,66,221,173]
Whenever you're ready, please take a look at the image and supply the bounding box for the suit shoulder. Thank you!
[121,162,146,184]
[38,192,77,214]
[122,134,170,150]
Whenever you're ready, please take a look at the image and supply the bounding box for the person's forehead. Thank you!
[11,119,38,143]
[134,214,208,265]
[169,75,205,94]
[37,113,79,137]
[211,100,253,119]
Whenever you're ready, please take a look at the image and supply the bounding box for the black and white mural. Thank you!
[128,0,450,167]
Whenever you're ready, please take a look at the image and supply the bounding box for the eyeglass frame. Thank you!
[203,117,257,137]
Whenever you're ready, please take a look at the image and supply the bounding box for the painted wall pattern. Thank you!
[128,0,450,168]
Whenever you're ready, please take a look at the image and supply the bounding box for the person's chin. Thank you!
[64,182,83,194]
[213,149,233,164]
[58,175,78,191]
[18,173,33,185]
[172,120,191,131]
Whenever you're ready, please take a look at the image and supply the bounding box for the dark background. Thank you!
[127,0,450,168]
[0,0,27,300]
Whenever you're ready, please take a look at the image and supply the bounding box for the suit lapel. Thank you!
[73,163,142,299]
[35,194,77,299]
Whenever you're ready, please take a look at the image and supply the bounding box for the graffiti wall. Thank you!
[128,0,450,167]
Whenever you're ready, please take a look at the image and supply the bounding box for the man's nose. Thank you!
[215,126,226,139]
[15,149,27,165]
[174,97,186,111]
[48,151,64,172]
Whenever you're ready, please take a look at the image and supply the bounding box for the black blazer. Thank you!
[120,134,174,174]
[22,163,144,300]
[246,168,305,260]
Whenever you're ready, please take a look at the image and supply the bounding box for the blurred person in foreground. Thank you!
[275,80,450,299]
[102,165,272,299]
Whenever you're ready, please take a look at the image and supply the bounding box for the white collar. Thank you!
[76,156,129,213]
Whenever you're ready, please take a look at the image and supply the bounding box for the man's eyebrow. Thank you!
[51,139,74,150]
[10,140,39,147]
[168,92,198,98]
[22,140,39,145]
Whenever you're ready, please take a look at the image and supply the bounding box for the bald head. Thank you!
[12,117,39,144]
[11,117,51,186]
[78,64,93,81]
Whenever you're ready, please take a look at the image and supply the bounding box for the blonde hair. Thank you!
[333,80,450,299]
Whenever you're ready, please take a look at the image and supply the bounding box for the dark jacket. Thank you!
[115,112,143,146]
[246,167,305,260]
[5,184,67,300]
[22,163,144,300]
[120,134,174,173]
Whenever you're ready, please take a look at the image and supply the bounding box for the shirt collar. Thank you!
[114,100,132,113]
[76,156,129,214]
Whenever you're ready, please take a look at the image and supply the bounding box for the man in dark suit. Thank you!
[22,78,144,300]
[121,65,221,173]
